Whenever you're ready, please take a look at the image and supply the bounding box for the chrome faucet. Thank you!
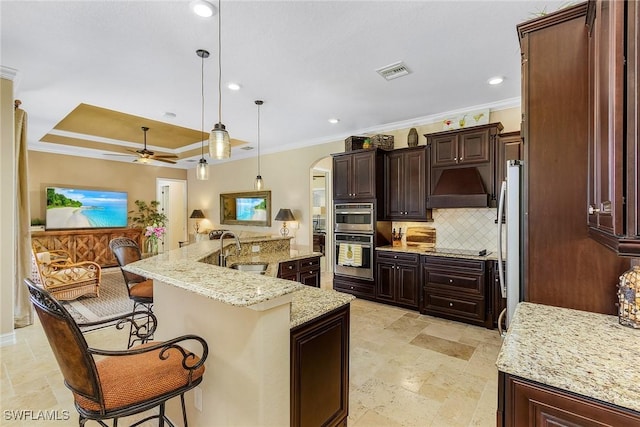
[218,231,241,267]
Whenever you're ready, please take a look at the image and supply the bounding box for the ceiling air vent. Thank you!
[241,146,254,151]
[376,61,411,81]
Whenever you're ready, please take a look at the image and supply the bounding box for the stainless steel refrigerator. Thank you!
[497,160,523,332]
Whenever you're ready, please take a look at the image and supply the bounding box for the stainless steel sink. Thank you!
[229,263,269,274]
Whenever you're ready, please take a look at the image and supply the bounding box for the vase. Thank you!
[618,265,640,328]
[408,128,418,147]
[146,238,158,256]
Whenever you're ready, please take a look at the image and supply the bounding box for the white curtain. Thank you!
[14,101,32,327]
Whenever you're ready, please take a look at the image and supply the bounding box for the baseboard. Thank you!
[0,331,16,347]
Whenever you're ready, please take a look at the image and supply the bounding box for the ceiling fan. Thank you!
[124,126,178,164]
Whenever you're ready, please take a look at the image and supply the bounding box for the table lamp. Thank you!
[275,208,295,236]
[190,209,205,233]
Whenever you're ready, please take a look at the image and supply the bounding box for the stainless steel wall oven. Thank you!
[334,233,374,280]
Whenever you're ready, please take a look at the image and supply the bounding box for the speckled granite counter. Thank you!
[124,237,353,328]
[290,286,355,328]
[497,302,640,413]
[376,244,498,261]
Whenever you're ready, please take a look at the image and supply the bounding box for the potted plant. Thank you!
[128,200,168,254]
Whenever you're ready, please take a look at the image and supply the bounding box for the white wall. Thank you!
[188,141,343,248]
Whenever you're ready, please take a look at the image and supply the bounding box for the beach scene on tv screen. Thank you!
[236,197,267,221]
[46,187,128,229]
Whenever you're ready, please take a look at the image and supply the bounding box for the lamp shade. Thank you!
[275,208,295,222]
[190,209,205,219]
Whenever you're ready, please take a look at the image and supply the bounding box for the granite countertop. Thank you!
[376,244,498,261]
[496,302,640,413]
[290,286,355,329]
[125,237,353,329]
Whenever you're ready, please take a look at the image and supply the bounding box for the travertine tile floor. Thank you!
[1,273,501,426]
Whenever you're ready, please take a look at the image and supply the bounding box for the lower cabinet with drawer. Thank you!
[278,256,321,288]
[376,250,420,309]
[421,255,490,328]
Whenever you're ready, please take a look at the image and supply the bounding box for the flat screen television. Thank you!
[46,187,128,230]
[236,197,268,221]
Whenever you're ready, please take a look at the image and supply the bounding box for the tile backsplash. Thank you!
[393,208,499,254]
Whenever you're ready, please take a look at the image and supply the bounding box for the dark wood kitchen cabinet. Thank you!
[425,123,502,209]
[427,124,501,168]
[375,251,420,309]
[332,149,384,201]
[498,372,640,427]
[383,146,431,221]
[291,304,350,427]
[421,255,489,328]
[587,0,640,257]
[279,256,321,288]
[495,131,522,196]
[517,3,629,314]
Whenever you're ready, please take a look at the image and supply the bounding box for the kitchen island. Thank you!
[496,302,640,426]
[124,237,354,427]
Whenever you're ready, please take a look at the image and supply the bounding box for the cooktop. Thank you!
[425,248,489,257]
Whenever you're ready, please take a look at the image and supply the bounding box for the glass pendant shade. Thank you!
[210,123,230,159]
[196,158,209,180]
[254,175,263,190]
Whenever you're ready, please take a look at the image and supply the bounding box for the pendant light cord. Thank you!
[201,52,205,158]
[257,102,261,175]
[217,0,222,125]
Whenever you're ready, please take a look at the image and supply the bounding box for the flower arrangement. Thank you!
[129,200,168,254]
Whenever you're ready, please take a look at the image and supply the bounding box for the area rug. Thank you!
[62,268,135,329]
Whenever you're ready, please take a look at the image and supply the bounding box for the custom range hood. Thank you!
[427,167,490,208]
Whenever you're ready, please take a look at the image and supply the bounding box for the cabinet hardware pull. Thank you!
[449,302,453,307]
[449,279,453,283]
[588,205,600,215]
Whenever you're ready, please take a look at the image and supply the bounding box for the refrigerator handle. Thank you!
[497,181,506,298]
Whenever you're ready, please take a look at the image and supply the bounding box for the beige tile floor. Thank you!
[1,274,501,426]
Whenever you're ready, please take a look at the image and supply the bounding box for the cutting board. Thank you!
[405,227,436,248]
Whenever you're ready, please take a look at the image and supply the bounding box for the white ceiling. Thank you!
[1,0,569,169]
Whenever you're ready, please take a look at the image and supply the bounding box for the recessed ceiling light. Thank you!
[190,0,216,18]
[488,76,504,85]
[328,118,340,124]
[227,82,241,91]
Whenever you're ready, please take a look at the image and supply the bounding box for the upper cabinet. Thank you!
[496,131,523,193]
[425,123,502,209]
[587,0,640,256]
[430,127,493,167]
[383,146,431,221]
[332,149,385,202]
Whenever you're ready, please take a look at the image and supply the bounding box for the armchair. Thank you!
[31,245,100,301]
[24,278,208,427]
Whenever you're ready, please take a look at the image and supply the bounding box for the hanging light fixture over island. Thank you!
[209,0,231,159]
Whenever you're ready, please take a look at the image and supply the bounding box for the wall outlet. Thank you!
[251,245,260,253]
[194,386,202,411]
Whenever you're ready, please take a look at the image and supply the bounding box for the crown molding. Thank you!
[0,66,19,81]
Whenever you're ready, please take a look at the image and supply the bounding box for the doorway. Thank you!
[310,156,332,272]
[156,178,187,252]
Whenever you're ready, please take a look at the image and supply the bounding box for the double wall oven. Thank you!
[334,203,375,280]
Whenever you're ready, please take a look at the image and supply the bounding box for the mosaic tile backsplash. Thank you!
[393,208,500,254]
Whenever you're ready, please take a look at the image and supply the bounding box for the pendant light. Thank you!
[196,49,210,180]
[254,100,264,190]
[209,0,231,159]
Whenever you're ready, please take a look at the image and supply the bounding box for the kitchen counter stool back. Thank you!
[109,237,154,348]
